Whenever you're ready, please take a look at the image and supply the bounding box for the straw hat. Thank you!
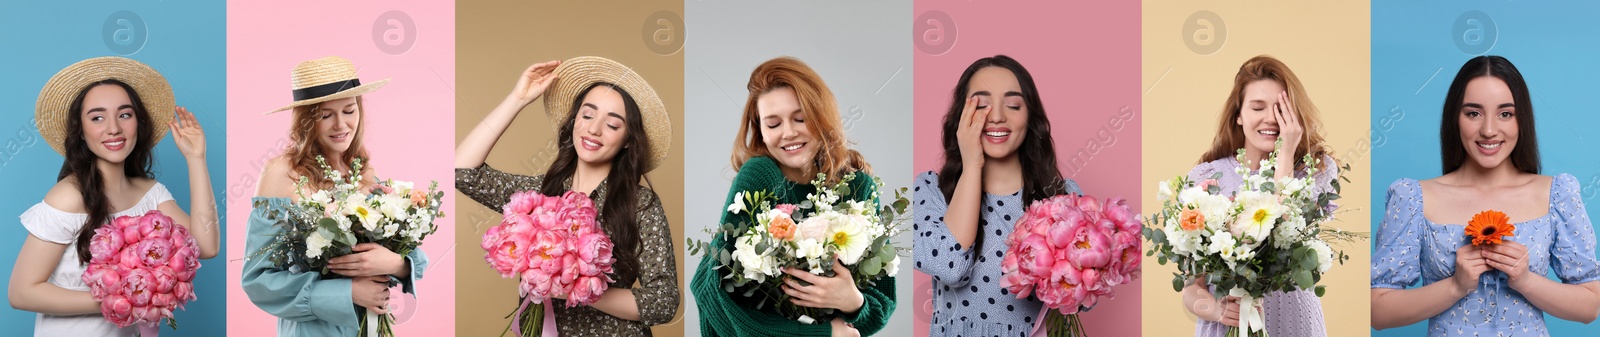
[35,57,175,156]
[267,56,390,114]
[544,56,672,173]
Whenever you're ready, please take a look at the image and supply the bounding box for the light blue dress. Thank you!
[240,197,428,337]
[1373,174,1600,336]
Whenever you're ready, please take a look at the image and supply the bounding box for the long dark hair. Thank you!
[539,82,648,284]
[61,80,156,265]
[937,55,1067,251]
[1440,55,1539,174]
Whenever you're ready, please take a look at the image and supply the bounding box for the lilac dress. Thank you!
[1373,174,1600,336]
[1189,157,1335,337]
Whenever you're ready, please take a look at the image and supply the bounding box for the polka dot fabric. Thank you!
[912,171,1081,337]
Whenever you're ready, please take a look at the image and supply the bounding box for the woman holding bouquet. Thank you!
[1371,56,1600,335]
[692,57,895,337]
[9,57,220,336]
[1176,55,1336,337]
[912,55,1084,337]
[242,56,429,336]
[455,56,680,336]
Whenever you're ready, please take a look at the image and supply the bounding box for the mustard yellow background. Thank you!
[1141,1,1372,336]
[454,2,686,336]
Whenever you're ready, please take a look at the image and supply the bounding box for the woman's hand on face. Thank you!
[830,317,860,337]
[1482,240,1531,284]
[169,106,206,161]
[351,275,392,314]
[1272,91,1304,156]
[955,95,989,171]
[781,258,865,313]
[1453,244,1492,295]
[329,243,406,277]
[508,60,561,107]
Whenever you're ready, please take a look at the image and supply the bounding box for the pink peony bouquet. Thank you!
[481,190,615,336]
[81,210,201,335]
[1000,194,1141,337]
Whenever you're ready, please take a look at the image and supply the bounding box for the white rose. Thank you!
[1307,240,1335,274]
[884,255,901,275]
[794,215,832,241]
[732,236,775,282]
[306,231,331,259]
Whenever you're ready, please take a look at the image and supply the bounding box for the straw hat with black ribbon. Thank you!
[35,56,175,156]
[267,56,390,114]
[544,56,672,173]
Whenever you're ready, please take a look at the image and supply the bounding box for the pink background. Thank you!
[911,1,1142,336]
[224,1,456,336]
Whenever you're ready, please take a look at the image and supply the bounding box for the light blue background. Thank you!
[0,1,227,335]
[1372,3,1600,336]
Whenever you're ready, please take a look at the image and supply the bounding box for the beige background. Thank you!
[454,2,685,336]
[1141,1,1372,336]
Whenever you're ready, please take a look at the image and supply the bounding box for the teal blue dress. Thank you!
[241,197,428,336]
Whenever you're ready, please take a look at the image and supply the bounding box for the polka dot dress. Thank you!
[1373,174,1600,336]
[912,172,1080,337]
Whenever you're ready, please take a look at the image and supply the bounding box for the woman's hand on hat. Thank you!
[507,60,561,107]
[169,106,206,161]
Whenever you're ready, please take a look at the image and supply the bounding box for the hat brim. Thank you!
[265,79,390,114]
[543,56,672,173]
[35,57,175,156]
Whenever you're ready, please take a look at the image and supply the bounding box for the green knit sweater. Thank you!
[692,156,896,336]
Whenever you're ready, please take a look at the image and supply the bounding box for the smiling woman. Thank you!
[1180,55,1339,337]
[9,56,220,337]
[1370,55,1600,337]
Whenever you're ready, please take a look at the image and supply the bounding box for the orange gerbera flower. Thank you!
[1179,209,1206,232]
[1465,210,1514,246]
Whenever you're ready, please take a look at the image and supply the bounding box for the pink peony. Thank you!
[567,275,608,306]
[1014,235,1055,278]
[135,239,173,268]
[102,294,134,326]
[120,269,154,307]
[151,266,177,294]
[174,281,196,303]
[1066,223,1111,269]
[575,233,614,269]
[168,248,198,282]
[88,226,123,264]
[137,210,173,239]
[1035,262,1086,314]
[1000,193,1142,314]
[84,211,198,329]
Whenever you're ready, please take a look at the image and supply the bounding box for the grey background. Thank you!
[682,0,914,335]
